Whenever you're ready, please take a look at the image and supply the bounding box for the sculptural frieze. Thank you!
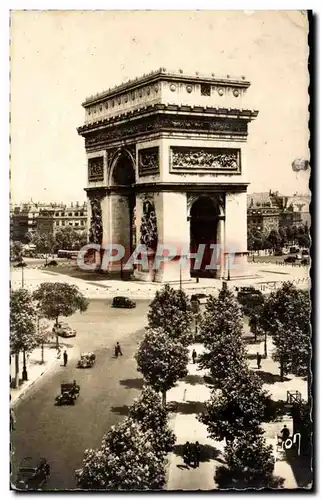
[170,147,240,172]
[88,157,104,181]
[138,147,159,177]
[140,199,158,251]
[88,197,103,245]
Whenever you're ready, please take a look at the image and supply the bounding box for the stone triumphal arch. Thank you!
[78,68,258,282]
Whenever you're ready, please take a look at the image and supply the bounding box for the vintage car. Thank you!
[55,382,80,405]
[112,296,136,309]
[15,457,50,490]
[191,293,208,305]
[53,322,77,338]
[284,255,297,264]
[77,352,96,368]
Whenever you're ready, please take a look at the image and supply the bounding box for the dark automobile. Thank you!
[191,293,208,305]
[237,287,264,314]
[301,249,309,256]
[77,352,96,368]
[284,256,297,263]
[289,246,300,254]
[15,457,50,490]
[13,261,27,268]
[274,248,283,256]
[55,382,80,405]
[112,296,136,308]
[301,257,310,266]
[45,260,58,267]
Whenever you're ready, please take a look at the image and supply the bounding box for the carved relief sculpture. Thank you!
[138,147,159,177]
[140,200,158,251]
[170,147,240,172]
[89,198,103,245]
[88,157,104,181]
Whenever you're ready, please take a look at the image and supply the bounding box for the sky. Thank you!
[10,10,310,204]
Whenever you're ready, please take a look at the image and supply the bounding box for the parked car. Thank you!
[301,249,309,256]
[52,322,76,338]
[289,246,300,254]
[191,293,208,305]
[112,296,136,308]
[301,257,310,266]
[284,256,297,263]
[15,457,50,490]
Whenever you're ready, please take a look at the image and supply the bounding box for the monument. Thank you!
[77,68,258,282]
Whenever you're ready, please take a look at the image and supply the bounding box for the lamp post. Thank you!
[21,264,24,288]
[264,330,268,359]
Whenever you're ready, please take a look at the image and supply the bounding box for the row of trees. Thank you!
[248,223,310,252]
[11,226,88,261]
[77,284,195,490]
[197,285,282,488]
[10,283,88,387]
[248,282,311,380]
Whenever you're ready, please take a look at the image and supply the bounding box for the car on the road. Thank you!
[15,457,50,490]
[112,296,136,308]
[301,257,310,266]
[301,249,309,256]
[55,382,80,406]
[237,286,264,314]
[191,293,208,305]
[289,246,300,254]
[13,261,27,268]
[284,255,297,264]
[45,260,58,267]
[77,352,96,368]
[52,322,76,338]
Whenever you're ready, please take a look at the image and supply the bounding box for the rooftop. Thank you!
[83,68,251,106]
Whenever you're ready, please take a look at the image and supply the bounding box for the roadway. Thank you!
[11,298,150,490]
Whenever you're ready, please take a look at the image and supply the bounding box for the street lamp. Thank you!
[264,330,268,358]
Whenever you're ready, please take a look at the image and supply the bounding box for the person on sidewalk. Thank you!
[115,342,123,358]
[280,424,290,442]
[256,352,262,369]
[192,441,201,468]
[56,346,61,359]
[63,350,68,367]
[183,441,191,467]
[192,349,197,364]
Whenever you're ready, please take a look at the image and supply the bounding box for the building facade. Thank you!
[10,202,87,242]
[78,68,258,282]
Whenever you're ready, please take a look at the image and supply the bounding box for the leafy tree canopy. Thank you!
[148,284,194,345]
[10,289,38,354]
[33,282,88,323]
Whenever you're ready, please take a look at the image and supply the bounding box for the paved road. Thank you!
[11,299,150,491]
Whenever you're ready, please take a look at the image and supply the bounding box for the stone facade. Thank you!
[78,69,258,282]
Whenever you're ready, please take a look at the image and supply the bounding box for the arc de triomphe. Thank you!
[77,68,258,282]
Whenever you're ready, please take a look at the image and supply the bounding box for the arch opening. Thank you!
[190,196,220,278]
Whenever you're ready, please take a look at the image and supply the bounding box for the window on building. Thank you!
[69,222,73,226]
[75,222,79,227]
[80,212,84,216]
[68,212,73,217]
[62,221,65,226]
[200,83,211,96]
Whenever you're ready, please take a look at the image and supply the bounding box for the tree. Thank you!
[135,328,189,406]
[54,226,87,252]
[147,284,194,345]
[10,289,38,387]
[30,232,55,262]
[35,312,51,364]
[198,287,246,381]
[33,282,88,348]
[128,387,176,456]
[76,418,165,490]
[10,241,23,262]
[199,364,269,442]
[216,431,277,488]
[260,282,311,379]
[266,229,281,251]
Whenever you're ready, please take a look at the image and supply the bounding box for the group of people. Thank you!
[183,441,201,468]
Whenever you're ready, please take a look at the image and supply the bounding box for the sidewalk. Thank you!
[166,339,305,490]
[10,343,74,407]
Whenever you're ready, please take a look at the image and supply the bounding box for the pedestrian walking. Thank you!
[56,346,61,359]
[63,349,68,367]
[115,342,123,358]
[256,352,262,369]
[192,349,197,364]
[183,441,191,467]
[191,441,201,468]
